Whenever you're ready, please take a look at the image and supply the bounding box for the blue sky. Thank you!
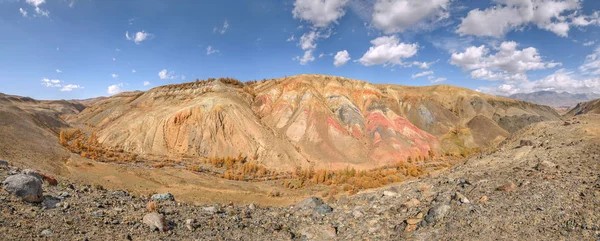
[1,0,600,100]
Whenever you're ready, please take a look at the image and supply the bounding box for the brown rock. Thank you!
[496,182,517,192]
[142,212,168,232]
[406,218,421,225]
[402,198,421,208]
[479,195,489,203]
[404,224,417,232]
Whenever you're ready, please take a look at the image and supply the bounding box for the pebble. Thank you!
[402,198,421,208]
[383,191,398,197]
[185,219,197,231]
[40,229,53,237]
[497,182,517,192]
[454,192,470,204]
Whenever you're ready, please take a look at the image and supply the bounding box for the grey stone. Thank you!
[203,206,217,214]
[3,174,43,203]
[0,160,8,166]
[313,204,333,214]
[42,197,61,209]
[296,197,325,210]
[40,229,53,237]
[425,204,451,225]
[151,193,174,202]
[21,169,43,181]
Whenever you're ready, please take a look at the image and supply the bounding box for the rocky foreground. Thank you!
[1,115,600,240]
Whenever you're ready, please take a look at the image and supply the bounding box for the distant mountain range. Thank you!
[508,91,600,108]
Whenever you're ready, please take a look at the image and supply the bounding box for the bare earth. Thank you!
[1,115,599,240]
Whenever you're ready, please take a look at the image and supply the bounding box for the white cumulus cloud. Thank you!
[41,78,62,87]
[108,83,123,95]
[292,0,349,28]
[358,35,418,66]
[158,69,179,80]
[294,30,331,65]
[450,41,561,81]
[25,0,49,17]
[372,0,451,34]
[55,69,62,73]
[333,50,351,67]
[457,0,584,38]
[126,31,153,44]
[480,69,600,95]
[111,74,119,79]
[143,81,150,86]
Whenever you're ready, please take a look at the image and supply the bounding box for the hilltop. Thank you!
[67,75,560,171]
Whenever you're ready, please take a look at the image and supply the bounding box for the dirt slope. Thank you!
[567,98,600,116]
[70,75,561,170]
[0,93,85,174]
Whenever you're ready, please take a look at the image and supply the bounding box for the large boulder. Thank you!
[3,174,44,203]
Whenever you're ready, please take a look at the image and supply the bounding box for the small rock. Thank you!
[0,160,8,166]
[401,198,421,208]
[40,229,53,237]
[300,225,337,239]
[406,218,421,225]
[112,219,120,225]
[92,210,105,217]
[3,174,43,203]
[185,219,197,231]
[479,195,489,203]
[203,206,217,214]
[520,140,534,147]
[454,192,470,204]
[404,224,417,232]
[58,192,71,199]
[383,191,398,197]
[56,202,70,210]
[496,182,517,192]
[151,193,175,202]
[143,212,168,232]
[536,207,545,211]
[425,204,451,225]
[352,210,363,218]
[248,203,256,210]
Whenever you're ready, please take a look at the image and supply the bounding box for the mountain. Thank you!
[566,98,600,116]
[509,91,600,108]
[68,75,561,170]
[0,93,85,173]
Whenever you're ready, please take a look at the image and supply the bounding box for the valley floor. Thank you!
[1,114,600,240]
